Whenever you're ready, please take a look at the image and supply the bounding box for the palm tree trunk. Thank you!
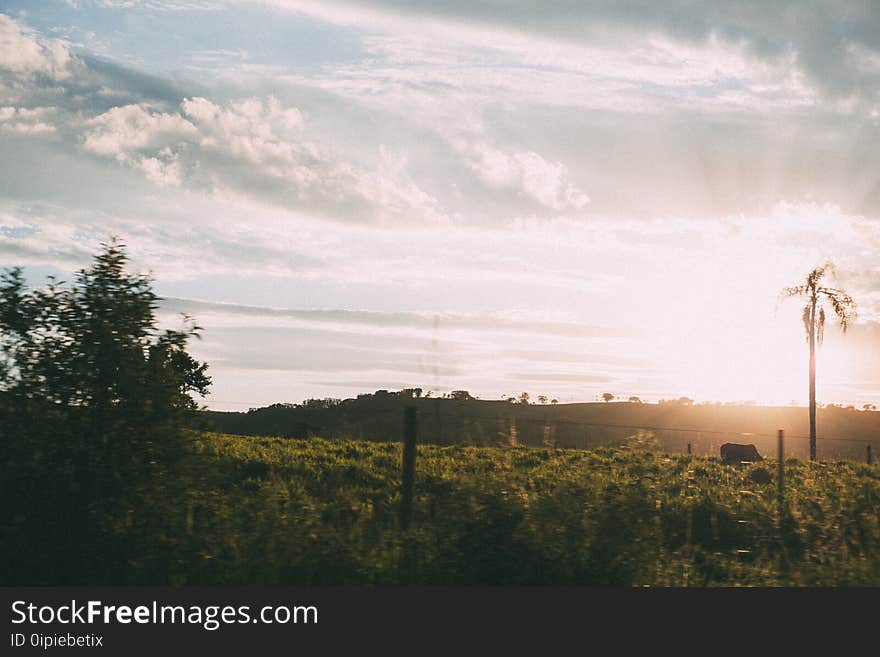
[809,296,817,461]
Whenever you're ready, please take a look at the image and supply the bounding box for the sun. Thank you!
[636,245,856,406]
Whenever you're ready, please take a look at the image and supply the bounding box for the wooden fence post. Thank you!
[400,406,417,531]
[868,445,873,465]
[777,429,785,520]
[687,442,692,455]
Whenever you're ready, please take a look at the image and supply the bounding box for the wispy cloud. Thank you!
[1,4,879,408]
[159,297,630,339]
[262,0,880,105]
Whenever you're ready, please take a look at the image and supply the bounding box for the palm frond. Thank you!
[802,304,811,342]
[783,285,808,298]
[825,291,857,332]
[806,262,835,290]
[783,263,856,342]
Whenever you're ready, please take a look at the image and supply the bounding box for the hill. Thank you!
[199,391,880,461]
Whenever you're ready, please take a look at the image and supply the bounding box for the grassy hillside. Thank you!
[200,393,880,461]
[132,432,880,586]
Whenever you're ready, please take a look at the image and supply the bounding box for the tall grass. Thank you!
[123,433,880,586]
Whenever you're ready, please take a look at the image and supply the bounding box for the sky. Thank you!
[1,0,879,410]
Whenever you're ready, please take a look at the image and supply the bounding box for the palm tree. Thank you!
[782,263,856,460]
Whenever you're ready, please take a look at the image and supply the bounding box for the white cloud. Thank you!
[0,207,95,264]
[81,103,196,186]
[135,152,183,186]
[461,142,589,211]
[0,14,72,81]
[79,95,444,222]
[0,105,57,134]
[179,96,315,182]
[352,32,816,112]
[82,103,197,156]
[81,97,315,188]
[355,145,445,224]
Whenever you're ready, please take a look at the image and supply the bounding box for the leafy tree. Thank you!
[628,396,642,403]
[782,263,856,461]
[537,395,548,405]
[658,397,693,406]
[0,239,210,583]
[518,392,530,405]
[602,392,614,403]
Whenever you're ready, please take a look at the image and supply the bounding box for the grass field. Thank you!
[140,432,880,586]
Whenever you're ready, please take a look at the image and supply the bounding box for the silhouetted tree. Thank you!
[537,395,548,404]
[602,392,614,403]
[628,396,642,403]
[518,392,530,405]
[782,263,856,461]
[0,239,210,583]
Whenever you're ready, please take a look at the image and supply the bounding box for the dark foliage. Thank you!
[149,434,880,586]
[0,239,210,584]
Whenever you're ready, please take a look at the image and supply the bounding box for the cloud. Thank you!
[0,13,196,135]
[177,95,320,187]
[0,105,57,134]
[0,196,332,281]
[264,0,880,105]
[506,372,615,384]
[92,1,223,9]
[7,6,878,227]
[4,195,879,408]
[159,296,641,404]
[81,103,196,184]
[460,142,589,211]
[343,31,814,113]
[78,95,444,222]
[199,324,466,376]
[175,99,443,226]
[1,4,879,409]
[82,103,197,155]
[0,14,73,81]
[264,11,875,220]
[159,296,628,339]
[0,207,96,264]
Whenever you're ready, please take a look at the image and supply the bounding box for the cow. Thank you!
[720,443,763,464]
